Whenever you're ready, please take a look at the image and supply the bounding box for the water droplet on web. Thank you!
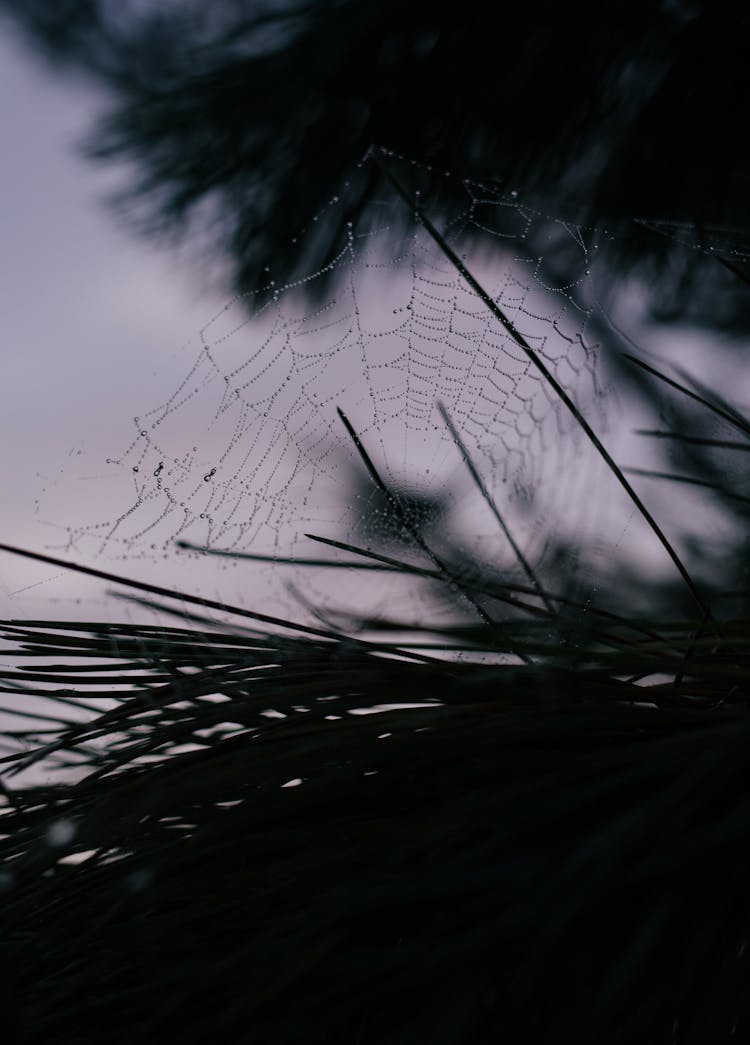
[63,161,608,619]
[132,466,139,473]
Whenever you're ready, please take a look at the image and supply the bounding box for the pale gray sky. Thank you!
[0,30,236,617]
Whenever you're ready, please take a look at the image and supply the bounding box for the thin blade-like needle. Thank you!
[437,400,556,614]
[374,151,709,619]
[0,542,439,665]
[335,407,499,632]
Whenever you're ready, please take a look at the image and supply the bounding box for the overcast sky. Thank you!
[0,29,239,618]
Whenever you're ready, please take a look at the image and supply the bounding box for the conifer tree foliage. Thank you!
[3,5,750,1042]
[3,0,749,322]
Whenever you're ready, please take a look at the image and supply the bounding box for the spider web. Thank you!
[45,154,628,625]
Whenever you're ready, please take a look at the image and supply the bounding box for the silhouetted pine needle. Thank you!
[2,389,749,1044]
[335,405,500,634]
[624,353,750,439]
[622,468,750,521]
[2,383,749,1043]
[1,556,750,1043]
[2,194,750,1045]
[377,154,711,619]
[635,431,750,452]
[716,253,750,289]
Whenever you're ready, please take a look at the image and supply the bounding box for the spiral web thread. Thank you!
[51,155,623,622]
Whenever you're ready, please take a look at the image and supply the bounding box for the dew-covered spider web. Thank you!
[41,153,674,626]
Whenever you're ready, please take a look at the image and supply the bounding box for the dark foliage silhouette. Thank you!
[2,0,749,323]
[2,349,750,1040]
[1,549,750,1043]
[3,4,750,1042]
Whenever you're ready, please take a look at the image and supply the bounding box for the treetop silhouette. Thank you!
[3,0,748,322]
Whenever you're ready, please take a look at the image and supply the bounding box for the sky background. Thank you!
[0,28,236,617]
